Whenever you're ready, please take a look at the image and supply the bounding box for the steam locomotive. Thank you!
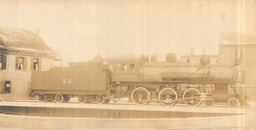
[29,53,244,107]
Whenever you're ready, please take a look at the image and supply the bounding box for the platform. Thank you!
[0,101,256,129]
[0,100,253,118]
[0,113,255,130]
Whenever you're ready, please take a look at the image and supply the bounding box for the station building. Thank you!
[0,27,57,100]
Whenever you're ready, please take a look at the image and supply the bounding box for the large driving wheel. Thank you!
[37,94,46,102]
[183,88,202,107]
[95,95,106,104]
[159,88,177,106]
[55,94,64,103]
[131,87,150,105]
[228,97,240,107]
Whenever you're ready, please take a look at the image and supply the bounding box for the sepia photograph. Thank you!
[0,0,256,129]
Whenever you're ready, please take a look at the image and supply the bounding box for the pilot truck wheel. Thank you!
[228,97,240,107]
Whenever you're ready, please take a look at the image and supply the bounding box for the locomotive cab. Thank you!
[105,55,145,82]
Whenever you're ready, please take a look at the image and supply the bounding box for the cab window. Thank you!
[123,64,128,72]
[116,63,127,72]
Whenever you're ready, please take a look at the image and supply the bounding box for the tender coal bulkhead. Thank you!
[29,54,245,107]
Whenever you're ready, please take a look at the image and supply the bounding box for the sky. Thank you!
[0,0,255,62]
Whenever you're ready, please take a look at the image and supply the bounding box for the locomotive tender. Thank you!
[29,53,243,107]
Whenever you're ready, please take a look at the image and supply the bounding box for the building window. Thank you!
[4,81,11,93]
[16,57,27,70]
[32,58,40,71]
[0,55,6,70]
[130,64,135,71]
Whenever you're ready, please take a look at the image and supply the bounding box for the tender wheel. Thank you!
[228,97,240,107]
[183,88,202,107]
[46,95,54,102]
[55,94,64,103]
[205,99,215,107]
[37,94,46,102]
[131,87,150,105]
[95,95,106,104]
[78,95,87,103]
[159,88,177,106]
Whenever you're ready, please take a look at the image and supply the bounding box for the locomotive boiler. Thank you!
[29,53,243,107]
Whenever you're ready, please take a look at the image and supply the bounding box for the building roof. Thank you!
[0,26,57,58]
